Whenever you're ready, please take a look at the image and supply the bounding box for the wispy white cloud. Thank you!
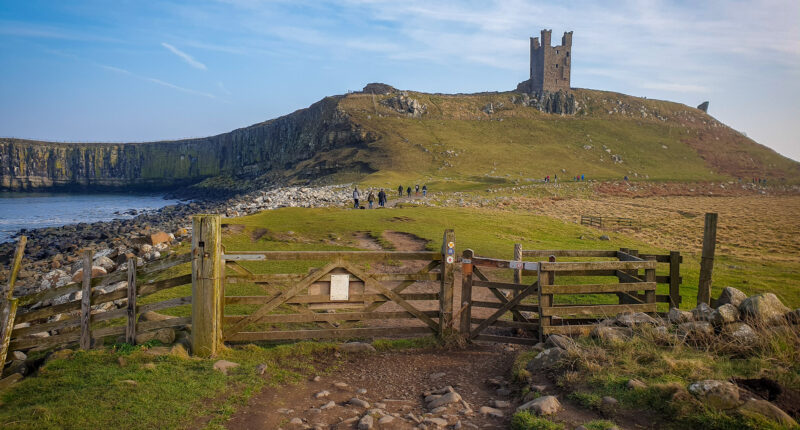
[217,81,232,95]
[161,42,207,70]
[96,63,215,99]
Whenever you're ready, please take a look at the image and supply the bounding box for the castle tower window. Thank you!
[555,64,558,68]
[566,52,570,57]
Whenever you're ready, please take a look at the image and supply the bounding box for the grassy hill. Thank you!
[288,87,800,189]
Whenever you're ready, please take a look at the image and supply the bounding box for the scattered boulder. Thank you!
[738,398,797,427]
[71,266,107,283]
[721,322,758,345]
[478,406,504,418]
[545,334,576,350]
[350,398,370,409]
[255,364,267,375]
[600,396,618,412]
[339,342,376,353]
[739,293,789,324]
[615,312,658,327]
[516,395,562,415]
[787,309,800,324]
[427,391,461,409]
[688,380,740,410]
[677,321,714,338]
[710,303,740,326]
[40,269,71,290]
[667,308,693,324]
[716,287,747,308]
[134,328,175,345]
[526,347,567,371]
[626,379,647,390]
[149,231,171,245]
[599,235,610,241]
[691,303,715,322]
[591,326,632,343]
[212,360,240,375]
[93,255,116,272]
[138,311,172,322]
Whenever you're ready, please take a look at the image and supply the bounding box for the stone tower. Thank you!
[529,29,572,92]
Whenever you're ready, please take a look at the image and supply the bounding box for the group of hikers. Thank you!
[351,184,427,209]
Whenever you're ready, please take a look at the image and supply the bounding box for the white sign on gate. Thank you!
[330,274,350,301]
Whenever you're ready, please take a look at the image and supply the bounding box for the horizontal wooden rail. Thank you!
[226,326,433,342]
[471,301,539,312]
[223,251,440,261]
[472,280,529,291]
[226,272,441,283]
[225,293,439,305]
[541,325,595,336]
[521,250,618,258]
[224,310,439,324]
[473,334,540,345]
[540,282,656,295]
[469,256,538,270]
[540,303,656,317]
[469,317,539,329]
[17,253,190,307]
[539,261,657,272]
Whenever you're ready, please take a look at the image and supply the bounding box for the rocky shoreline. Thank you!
[0,184,352,298]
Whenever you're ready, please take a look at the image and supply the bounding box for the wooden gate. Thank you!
[217,229,456,344]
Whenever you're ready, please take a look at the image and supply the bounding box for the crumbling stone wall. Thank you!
[528,29,572,93]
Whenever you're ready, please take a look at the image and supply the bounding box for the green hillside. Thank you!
[289,88,799,189]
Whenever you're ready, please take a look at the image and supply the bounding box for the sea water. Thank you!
[0,192,180,243]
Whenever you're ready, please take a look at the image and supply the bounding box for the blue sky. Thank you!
[1,0,798,160]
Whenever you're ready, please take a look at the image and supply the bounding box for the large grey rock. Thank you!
[478,406,504,418]
[691,303,715,321]
[739,293,790,324]
[590,326,631,343]
[710,303,740,326]
[427,391,461,409]
[526,347,566,371]
[135,328,175,345]
[212,360,240,375]
[516,395,562,415]
[738,398,797,427]
[357,414,373,430]
[93,255,116,272]
[688,380,740,410]
[716,287,747,308]
[787,309,800,324]
[677,321,714,338]
[545,334,576,350]
[615,312,658,327]
[667,308,693,324]
[721,322,758,345]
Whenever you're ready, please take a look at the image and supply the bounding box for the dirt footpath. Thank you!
[224,344,519,429]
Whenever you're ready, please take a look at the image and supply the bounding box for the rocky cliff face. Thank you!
[0,96,376,191]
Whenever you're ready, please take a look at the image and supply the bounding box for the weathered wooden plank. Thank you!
[439,229,455,335]
[192,215,224,357]
[469,318,539,329]
[460,249,474,336]
[472,280,528,291]
[638,253,672,263]
[617,251,645,262]
[471,301,539,312]
[668,250,682,309]
[225,293,438,305]
[228,272,441,284]
[9,331,80,350]
[139,296,192,314]
[470,282,537,339]
[137,274,193,298]
[1,236,26,369]
[540,282,656,295]
[223,310,440,324]
[615,270,645,284]
[11,314,79,338]
[541,303,657,317]
[521,250,617,258]
[126,257,137,344]
[539,261,656,272]
[80,250,92,350]
[473,334,541,345]
[226,326,433,342]
[223,251,440,261]
[698,213,717,306]
[471,267,532,323]
[362,260,441,313]
[471,256,538,271]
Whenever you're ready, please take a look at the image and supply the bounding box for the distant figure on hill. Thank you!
[378,188,386,207]
[398,185,403,197]
[406,186,412,197]
[554,174,558,183]
[422,185,427,197]
[581,174,585,181]
[415,184,420,195]
[352,187,360,208]
[367,190,375,209]
[624,175,628,182]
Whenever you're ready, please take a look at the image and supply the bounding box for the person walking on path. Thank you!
[352,187,360,208]
[415,184,420,195]
[398,185,403,197]
[581,174,585,181]
[422,185,427,197]
[367,190,375,209]
[406,186,412,197]
[378,188,386,207]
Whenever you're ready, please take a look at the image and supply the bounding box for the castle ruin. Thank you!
[518,29,573,93]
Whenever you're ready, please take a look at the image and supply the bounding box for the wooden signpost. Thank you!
[698,212,718,306]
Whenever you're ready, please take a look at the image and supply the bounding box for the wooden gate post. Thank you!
[668,251,681,309]
[439,229,455,337]
[537,255,556,341]
[126,256,137,344]
[513,243,522,321]
[698,213,718,306]
[0,236,26,371]
[192,215,223,357]
[459,249,474,337]
[80,249,93,350]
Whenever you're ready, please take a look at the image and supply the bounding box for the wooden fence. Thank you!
[580,215,634,229]
[189,215,456,357]
[1,243,192,367]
